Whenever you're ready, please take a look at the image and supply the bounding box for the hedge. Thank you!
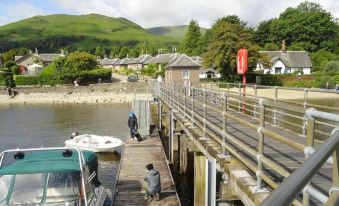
[14,75,40,85]
[14,68,112,86]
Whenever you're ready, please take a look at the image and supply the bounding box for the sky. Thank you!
[0,0,338,28]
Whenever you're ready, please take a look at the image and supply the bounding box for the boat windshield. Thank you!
[0,172,81,205]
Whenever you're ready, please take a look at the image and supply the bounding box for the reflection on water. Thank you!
[0,103,131,191]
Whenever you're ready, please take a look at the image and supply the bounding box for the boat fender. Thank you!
[70,132,79,139]
[14,151,25,160]
[63,149,73,157]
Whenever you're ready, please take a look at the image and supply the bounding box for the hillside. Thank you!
[147,25,207,39]
[0,14,179,52]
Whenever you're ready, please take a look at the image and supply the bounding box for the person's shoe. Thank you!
[155,193,160,201]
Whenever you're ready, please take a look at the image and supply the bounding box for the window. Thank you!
[275,67,282,74]
[182,70,189,79]
[285,68,291,74]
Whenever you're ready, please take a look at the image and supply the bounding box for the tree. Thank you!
[311,50,338,71]
[253,19,274,47]
[263,43,279,51]
[110,45,121,58]
[119,46,129,58]
[204,16,269,80]
[95,46,106,58]
[65,51,97,71]
[324,61,339,73]
[181,20,202,56]
[268,2,338,52]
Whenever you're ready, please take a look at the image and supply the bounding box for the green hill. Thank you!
[0,14,179,52]
[147,25,207,39]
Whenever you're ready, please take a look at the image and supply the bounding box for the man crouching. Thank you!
[144,163,161,201]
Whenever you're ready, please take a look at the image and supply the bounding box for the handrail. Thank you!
[261,128,339,206]
[150,80,338,205]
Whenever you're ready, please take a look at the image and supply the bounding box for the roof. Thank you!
[0,150,97,175]
[136,55,152,64]
[260,51,312,68]
[15,53,62,63]
[168,54,202,68]
[99,58,119,66]
[15,56,23,61]
[118,58,131,65]
[145,53,177,65]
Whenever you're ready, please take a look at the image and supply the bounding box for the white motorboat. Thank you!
[0,147,112,206]
[65,134,124,153]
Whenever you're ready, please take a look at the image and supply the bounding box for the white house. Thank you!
[199,68,221,79]
[256,41,312,75]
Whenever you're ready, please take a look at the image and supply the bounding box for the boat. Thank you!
[0,147,112,206]
[65,134,124,153]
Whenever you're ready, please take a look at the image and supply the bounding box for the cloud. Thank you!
[0,2,45,25]
[1,0,338,27]
[51,0,339,28]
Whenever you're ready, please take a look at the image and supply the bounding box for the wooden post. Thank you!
[203,90,207,138]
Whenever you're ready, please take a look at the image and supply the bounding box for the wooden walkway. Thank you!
[113,129,180,206]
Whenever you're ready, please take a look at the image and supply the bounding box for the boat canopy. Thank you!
[0,150,97,175]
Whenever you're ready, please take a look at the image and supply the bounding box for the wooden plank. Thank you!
[113,130,180,205]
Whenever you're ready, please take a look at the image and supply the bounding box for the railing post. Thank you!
[254,85,258,118]
[222,92,228,155]
[158,100,162,130]
[273,86,278,125]
[227,83,230,110]
[251,99,269,194]
[238,83,241,112]
[303,88,309,136]
[303,108,316,206]
[191,88,195,127]
[332,137,339,194]
[184,85,187,118]
[203,90,207,138]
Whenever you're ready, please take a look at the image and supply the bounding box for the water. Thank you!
[0,103,131,191]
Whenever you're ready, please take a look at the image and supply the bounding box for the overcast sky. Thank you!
[0,0,338,28]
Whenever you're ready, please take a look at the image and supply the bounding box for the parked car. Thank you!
[127,75,138,82]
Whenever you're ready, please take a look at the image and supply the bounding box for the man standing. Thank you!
[128,112,138,141]
[144,163,161,201]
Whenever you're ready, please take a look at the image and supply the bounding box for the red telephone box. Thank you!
[237,49,248,113]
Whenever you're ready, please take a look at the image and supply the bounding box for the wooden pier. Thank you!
[113,100,180,206]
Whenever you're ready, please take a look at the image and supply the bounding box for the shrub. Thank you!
[79,68,111,84]
[39,66,58,85]
[0,72,15,87]
[10,65,19,75]
[14,75,39,85]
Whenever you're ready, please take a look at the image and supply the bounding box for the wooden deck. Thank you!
[113,129,180,206]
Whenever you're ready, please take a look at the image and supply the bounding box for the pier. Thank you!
[113,99,180,206]
[112,82,339,206]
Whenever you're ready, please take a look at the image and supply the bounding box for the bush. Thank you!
[4,61,15,68]
[10,65,19,75]
[246,73,283,86]
[0,72,15,87]
[119,67,134,76]
[14,75,39,85]
[79,68,111,84]
[39,66,58,86]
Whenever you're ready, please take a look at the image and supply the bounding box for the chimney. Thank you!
[34,48,38,55]
[61,49,65,56]
[281,40,286,54]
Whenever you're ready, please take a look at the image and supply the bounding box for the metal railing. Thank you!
[261,128,339,206]
[150,80,339,206]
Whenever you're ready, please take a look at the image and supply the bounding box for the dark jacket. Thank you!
[128,115,138,129]
[144,169,161,194]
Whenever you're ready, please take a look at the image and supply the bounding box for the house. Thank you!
[98,58,120,69]
[113,58,130,70]
[127,55,152,70]
[190,56,221,79]
[15,49,64,71]
[199,68,221,79]
[165,54,201,84]
[256,41,312,75]
[144,53,180,70]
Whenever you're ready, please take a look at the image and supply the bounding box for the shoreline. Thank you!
[0,92,152,105]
